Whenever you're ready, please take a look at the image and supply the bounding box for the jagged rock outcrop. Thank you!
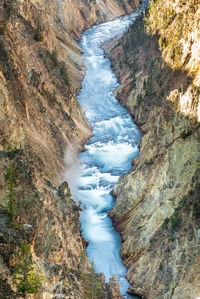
[104,2,200,298]
[0,0,139,297]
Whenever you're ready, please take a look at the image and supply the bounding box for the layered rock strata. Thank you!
[0,0,139,297]
[104,3,200,298]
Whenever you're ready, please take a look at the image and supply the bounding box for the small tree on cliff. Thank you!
[81,259,102,299]
[13,241,45,299]
[5,147,18,223]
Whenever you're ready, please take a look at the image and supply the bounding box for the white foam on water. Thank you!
[77,188,110,211]
[94,116,124,136]
[75,3,148,297]
[100,172,119,183]
[98,70,116,85]
[80,165,98,176]
[95,116,124,128]
[79,165,119,185]
[93,115,140,141]
[86,243,127,281]
[84,108,96,120]
[80,208,112,242]
[78,175,99,186]
[85,141,138,168]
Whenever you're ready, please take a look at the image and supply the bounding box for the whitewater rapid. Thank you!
[76,4,146,298]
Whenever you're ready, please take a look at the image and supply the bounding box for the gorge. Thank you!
[75,9,144,298]
[0,0,200,298]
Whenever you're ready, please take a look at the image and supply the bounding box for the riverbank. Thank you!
[103,10,200,299]
[75,12,143,298]
[0,0,140,297]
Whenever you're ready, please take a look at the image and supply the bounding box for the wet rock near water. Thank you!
[107,275,123,299]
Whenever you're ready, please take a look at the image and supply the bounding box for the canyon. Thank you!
[0,0,199,298]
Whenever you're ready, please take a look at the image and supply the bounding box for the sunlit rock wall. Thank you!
[104,3,200,298]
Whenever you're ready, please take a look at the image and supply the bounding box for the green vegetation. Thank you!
[0,20,7,35]
[145,0,199,69]
[13,241,45,299]
[176,196,187,211]
[5,149,18,223]
[162,217,169,229]
[189,189,194,195]
[180,130,192,139]
[193,200,200,218]
[130,78,136,89]
[60,65,69,86]
[160,89,165,97]
[79,253,103,299]
[145,158,154,166]
[158,37,166,51]
[3,144,39,224]
[0,0,17,34]
[34,26,43,42]
[144,74,154,98]
[82,261,102,298]
[119,15,150,69]
[39,88,57,107]
[192,186,200,217]
[4,0,16,16]
[159,262,163,271]
[48,49,69,86]
[171,212,182,231]
[49,49,60,68]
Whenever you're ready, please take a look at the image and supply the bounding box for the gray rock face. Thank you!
[106,11,200,299]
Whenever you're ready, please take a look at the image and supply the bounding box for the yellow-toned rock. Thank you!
[106,7,200,299]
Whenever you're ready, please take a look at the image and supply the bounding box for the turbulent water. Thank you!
[76,5,146,298]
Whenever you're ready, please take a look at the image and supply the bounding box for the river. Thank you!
[76,5,145,298]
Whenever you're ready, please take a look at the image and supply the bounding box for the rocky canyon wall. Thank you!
[104,1,200,298]
[0,0,139,297]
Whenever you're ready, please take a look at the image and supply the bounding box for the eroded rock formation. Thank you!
[0,0,139,297]
[104,1,200,298]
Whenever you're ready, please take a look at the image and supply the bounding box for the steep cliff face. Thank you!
[0,0,139,297]
[105,2,200,298]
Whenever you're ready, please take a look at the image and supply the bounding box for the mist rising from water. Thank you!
[63,146,80,203]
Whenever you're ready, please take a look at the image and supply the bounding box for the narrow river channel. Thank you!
[76,5,146,298]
